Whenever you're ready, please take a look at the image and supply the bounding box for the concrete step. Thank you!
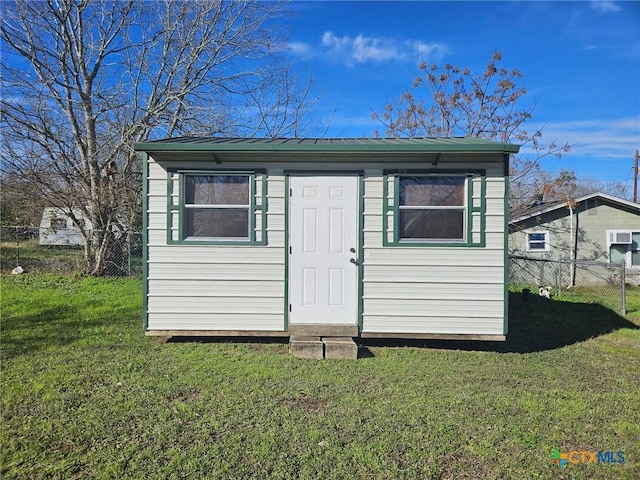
[322,336,358,359]
[289,336,359,359]
[289,336,324,359]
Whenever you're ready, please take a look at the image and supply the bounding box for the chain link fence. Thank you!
[1,225,142,276]
[509,255,626,315]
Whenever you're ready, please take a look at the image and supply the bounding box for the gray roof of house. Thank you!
[133,136,520,154]
[510,191,640,224]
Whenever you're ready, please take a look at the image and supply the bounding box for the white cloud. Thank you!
[287,41,315,59]
[408,41,447,59]
[289,31,447,66]
[590,1,622,14]
[321,31,400,64]
[522,117,640,160]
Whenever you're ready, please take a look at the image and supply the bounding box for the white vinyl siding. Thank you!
[362,162,506,335]
[146,158,285,332]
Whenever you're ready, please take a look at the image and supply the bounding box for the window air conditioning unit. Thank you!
[609,231,632,244]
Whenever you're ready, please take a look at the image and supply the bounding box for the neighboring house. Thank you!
[39,207,87,246]
[509,192,640,285]
[134,137,519,341]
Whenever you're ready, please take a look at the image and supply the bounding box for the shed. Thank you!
[39,207,87,246]
[133,137,520,341]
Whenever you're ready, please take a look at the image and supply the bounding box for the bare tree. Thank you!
[1,0,319,275]
[371,51,570,213]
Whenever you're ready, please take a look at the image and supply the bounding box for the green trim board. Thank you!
[358,175,365,332]
[166,170,267,246]
[503,154,510,335]
[134,136,521,154]
[283,175,290,331]
[383,172,486,247]
[142,153,149,331]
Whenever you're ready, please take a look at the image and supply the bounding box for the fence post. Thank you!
[620,260,626,316]
[127,232,131,276]
[14,227,20,268]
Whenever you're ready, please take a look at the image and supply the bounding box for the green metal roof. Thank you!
[133,136,520,154]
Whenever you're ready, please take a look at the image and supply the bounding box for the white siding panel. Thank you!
[148,313,284,331]
[148,160,167,180]
[486,179,505,197]
[485,232,505,248]
[365,298,502,316]
[486,197,505,213]
[148,263,283,281]
[364,282,503,300]
[267,216,285,230]
[149,279,283,297]
[148,196,167,212]
[148,296,282,314]
[149,246,283,263]
[364,265,503,283]
[362,316,503,335]
[485,215,505,232]
[148,180,166,197]
[148,212,168,230]
[148,229,167,245]
[363,248,504,265]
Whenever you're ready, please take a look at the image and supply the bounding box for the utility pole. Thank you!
[634,149,639,203]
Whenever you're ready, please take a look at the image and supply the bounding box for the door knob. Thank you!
[350,247,356,253]
[350,258,359,266]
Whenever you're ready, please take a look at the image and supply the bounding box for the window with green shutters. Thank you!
[166,170,266,245]
[382,171,487,247]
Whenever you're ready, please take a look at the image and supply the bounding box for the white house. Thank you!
[133,137,520,341]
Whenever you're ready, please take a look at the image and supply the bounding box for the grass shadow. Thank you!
[361,293,639,354]
[2,303,135,358]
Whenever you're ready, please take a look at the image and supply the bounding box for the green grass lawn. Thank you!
[2,275,639,479]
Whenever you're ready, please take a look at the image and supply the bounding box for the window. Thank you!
[526,231,549,252]
[397,176,466,241]
[632,231,640,266]
[607,230,640,268]
[167,170,266,245]
[184,175,250,239]
[50,217,67,230]
[382,171,487,247]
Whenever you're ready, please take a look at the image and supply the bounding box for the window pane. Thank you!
[632,232,640,249]
[632,250,640,266]
[186,175,249,205]
[185,208,249,238]
[610,245,627,263]
[399,209,464,240]
[529,233,546,242]
[528,242,546,250]
[400,176,464,206]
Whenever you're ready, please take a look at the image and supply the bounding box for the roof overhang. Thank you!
[133,136,521,155]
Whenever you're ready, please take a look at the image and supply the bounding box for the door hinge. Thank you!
[289,246,292,254]
[289,304,292,312]
[290,187,292,197]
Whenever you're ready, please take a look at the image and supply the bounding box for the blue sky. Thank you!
[286,0,640,188]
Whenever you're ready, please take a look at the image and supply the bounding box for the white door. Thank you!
[289,176,359,325]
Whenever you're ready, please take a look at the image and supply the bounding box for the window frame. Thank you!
[607,229,640,268]
[382,170,486,248]
[50,217,67,230]
[525,230,550,252]
[167,169,267,246]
